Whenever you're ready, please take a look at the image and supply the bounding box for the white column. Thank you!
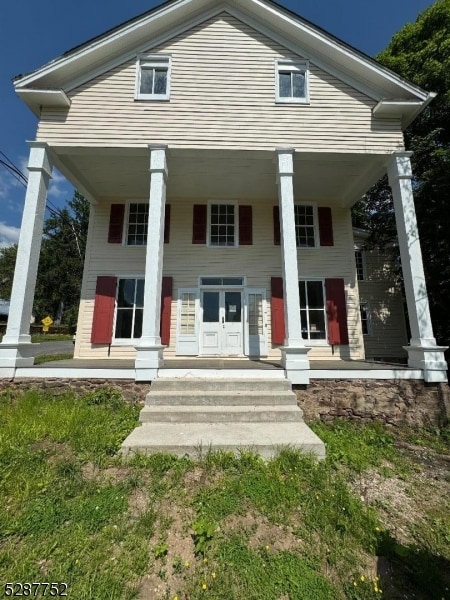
[135,145,168,381]
[388,151,447,382]
[0,142,52,376]
[276,148,310,383]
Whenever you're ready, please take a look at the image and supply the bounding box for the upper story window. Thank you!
[276,60,309,103]
[355,250,366,280]
[295,204,316,248]
[209,204,236,247]
[136,55,171,100]
[127,203,149,246]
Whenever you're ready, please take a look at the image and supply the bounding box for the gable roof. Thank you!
[14,0,433,125]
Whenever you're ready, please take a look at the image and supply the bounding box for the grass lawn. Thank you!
[31,334,74,343]
[0,387,449,600]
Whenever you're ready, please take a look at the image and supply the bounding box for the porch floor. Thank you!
[30,357,412,371]
[10,356,424,381]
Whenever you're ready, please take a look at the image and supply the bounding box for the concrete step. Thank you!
[139,404,304,423]
[150,377,292,392]
[146,390,298,406]
[121,421,326,460]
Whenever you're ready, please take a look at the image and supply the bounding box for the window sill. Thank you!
[112,340,140,346]
[135,96,170,102]
[275,99,310,105]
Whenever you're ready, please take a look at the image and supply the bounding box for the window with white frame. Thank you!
[355,250,366,280]
[299,280,327,341]
[209,204,236,247]
[180,292,196,336]
[127,203,148,246]
[276,61,309,103]
[136,55,171,100]
[360,302,371,335]
[114,278,144,339]
[295,205,316,247]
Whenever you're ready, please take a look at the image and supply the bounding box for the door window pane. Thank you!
[203,292,219,322]
[225,292,241,323]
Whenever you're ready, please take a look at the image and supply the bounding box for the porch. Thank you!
[11,356,424,381]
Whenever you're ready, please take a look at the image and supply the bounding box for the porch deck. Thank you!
[14,357,424,381]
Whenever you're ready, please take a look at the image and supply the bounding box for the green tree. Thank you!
[0,191,89,328]
[34,191,89,327]
[353,0,450,345]
[0,244,18,301]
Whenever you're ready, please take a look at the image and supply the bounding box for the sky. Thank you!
[0,0,436,248]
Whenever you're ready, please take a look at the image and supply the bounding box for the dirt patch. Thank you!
[137,500,196,600]
[31,440,76,465]
[81,462,132,483]
[223,512,303,553]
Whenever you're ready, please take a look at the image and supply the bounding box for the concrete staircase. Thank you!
[121,377,325,459]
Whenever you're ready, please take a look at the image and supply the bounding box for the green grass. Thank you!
[34,353,73,364]
[31,334,74,343]
[0,388,449,600]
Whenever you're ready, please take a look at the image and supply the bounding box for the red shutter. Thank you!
[91,276,117,344]
[325,278,349,345]
[108,204,125,243]
[192,204,207,244]
[273,206,281,245]
[160,276,173,346]
[271,277,285,345]
[239,205,253,245]
[164,204,171,244]
[318,207,334,246]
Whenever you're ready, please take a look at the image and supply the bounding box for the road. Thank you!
[34,341,74,356]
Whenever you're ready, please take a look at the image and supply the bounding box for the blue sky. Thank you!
[0,0,435,247]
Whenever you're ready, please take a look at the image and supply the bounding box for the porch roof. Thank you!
[50,147,390,208]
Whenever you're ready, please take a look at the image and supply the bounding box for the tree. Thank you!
[0,244,18,301]
[34,191,89,326]
[353,0,450,346]
[0,191,89,328]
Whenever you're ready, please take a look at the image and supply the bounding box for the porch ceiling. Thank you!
[51,147,389,207]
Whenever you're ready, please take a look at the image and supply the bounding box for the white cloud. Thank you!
[0,221,20,248]
[48,169,71,200]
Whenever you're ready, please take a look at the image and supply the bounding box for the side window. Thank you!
[136,55,171,100]
[276,61,309,103]
[360,302,371,335]
[355,250,366,280]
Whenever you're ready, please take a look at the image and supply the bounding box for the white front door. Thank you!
[201,290,243,355]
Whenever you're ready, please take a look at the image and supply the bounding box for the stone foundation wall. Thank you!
[0,379,150,404]
[295,380,449,428]
[0,378,448,428]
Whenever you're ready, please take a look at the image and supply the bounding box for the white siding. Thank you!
[355,244,408,360]
[37,13,403,153]
[75,197,364,361]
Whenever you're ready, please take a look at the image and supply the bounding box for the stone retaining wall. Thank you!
[0,378,150,404]
[0,378,448,428]
[295,380,449,427]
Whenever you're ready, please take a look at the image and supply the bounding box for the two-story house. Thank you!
[0,0,447,386]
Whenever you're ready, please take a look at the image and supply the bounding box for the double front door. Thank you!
[201,290,243,355]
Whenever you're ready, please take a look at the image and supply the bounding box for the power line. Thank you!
[0,150,85,260]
